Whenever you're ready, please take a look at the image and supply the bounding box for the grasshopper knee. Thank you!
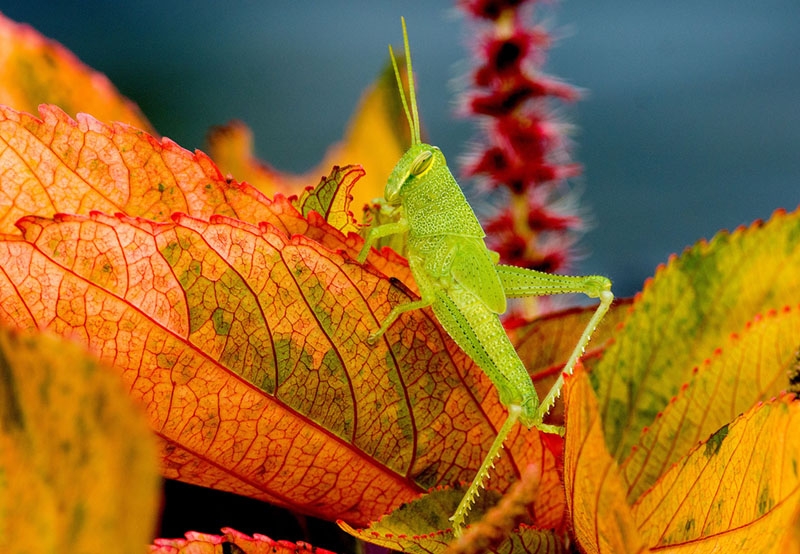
[517,398,540,429]
[586,275,612,299]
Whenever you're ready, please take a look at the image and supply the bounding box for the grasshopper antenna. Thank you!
[389,17,421,146]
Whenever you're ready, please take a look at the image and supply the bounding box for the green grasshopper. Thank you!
[357,18,614,536]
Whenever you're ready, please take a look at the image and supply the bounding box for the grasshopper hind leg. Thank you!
[449,406,566,538]
[449,283,613,537]
[450,405,522,536]
[535,289,614,420]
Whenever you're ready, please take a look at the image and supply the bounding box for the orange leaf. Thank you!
[0,104,263,232]
[632,393,800,552]
[0,210,565,527]
[621,306,800,503]
[0,326,160,552]
[563,368,650,554]
[0,103,373,252]
[150,527,335,554]
[0,13,152,131]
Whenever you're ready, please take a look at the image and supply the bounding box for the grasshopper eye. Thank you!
[410,150,434,177]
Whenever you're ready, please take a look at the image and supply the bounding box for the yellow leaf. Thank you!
[632,393,800,553]
[0,327,160,553]
[563,368,650,554]
[621,306,800,503]
[592,209,800,460]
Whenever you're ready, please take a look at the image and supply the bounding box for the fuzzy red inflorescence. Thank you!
[457,0,583,276]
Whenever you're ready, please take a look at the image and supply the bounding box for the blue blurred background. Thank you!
[3,1,800,297]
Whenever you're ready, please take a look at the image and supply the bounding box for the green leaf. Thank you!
[339,482,565,554]
[591,209,800,460]
[293,165,364,234]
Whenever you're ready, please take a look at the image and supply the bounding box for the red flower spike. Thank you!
[475,29,548,84]
[494,115,559,159]
[468,78,578,120]
[467,145,511,178]
[458,0,584,293]
[528,162,577,184]
[468,74,564,117]
[459,0,533,21]
[526,203,582,232]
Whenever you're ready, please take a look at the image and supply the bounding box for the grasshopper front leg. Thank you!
[365,297,432,345]
[357,219,407,265]
[358,218,433,344]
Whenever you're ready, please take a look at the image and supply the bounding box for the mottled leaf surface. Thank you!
[592,210,800,459]
[0,327,160,553]
[632,393,800,553]
[0,210,565,527]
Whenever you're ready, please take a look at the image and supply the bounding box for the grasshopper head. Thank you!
[384,143,445,205]
[384,19,450,205]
